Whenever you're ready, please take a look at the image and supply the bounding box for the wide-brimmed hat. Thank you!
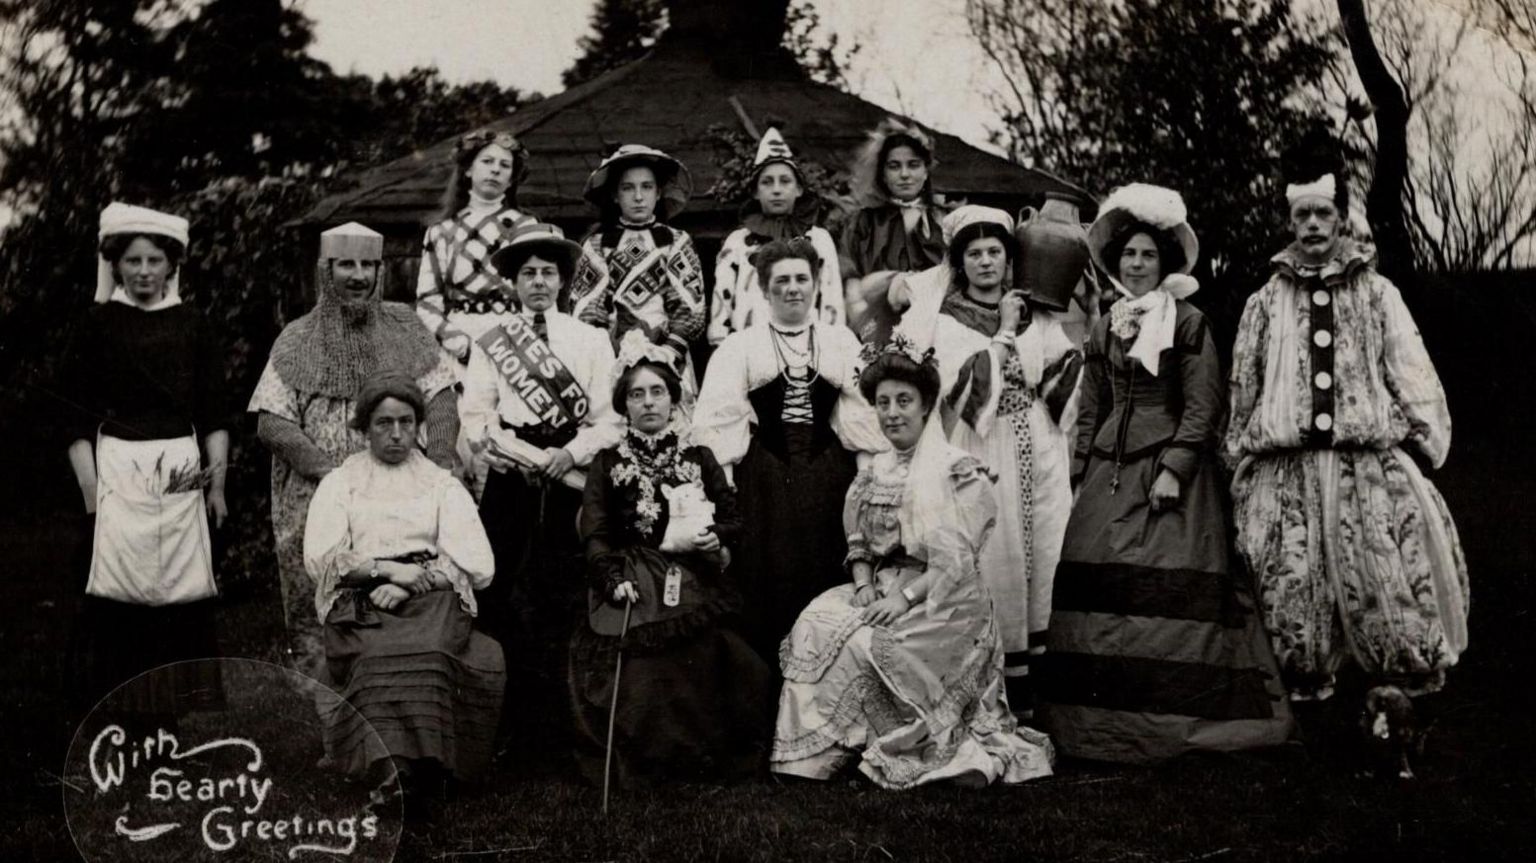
[488,221,583,277]
[1086,183,1199,277]
[582,144,693,221]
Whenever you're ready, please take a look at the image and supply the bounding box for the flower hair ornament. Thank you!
[613,328,683,386]
[859,331,935,369]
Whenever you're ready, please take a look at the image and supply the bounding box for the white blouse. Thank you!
[303,449,494,621]
[693,320,887,472]
[459,309,624,466]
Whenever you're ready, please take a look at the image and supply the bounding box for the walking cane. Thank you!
[601,598,633,815]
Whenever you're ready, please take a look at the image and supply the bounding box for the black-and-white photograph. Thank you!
[1,0,1531,860]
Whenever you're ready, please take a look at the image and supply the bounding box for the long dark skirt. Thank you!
[1036,450,1294,764]
[73,596,224,719]
[321,590,505,781]
[475,467,585,759]
[569,616,774,785]
[732,433,857,662]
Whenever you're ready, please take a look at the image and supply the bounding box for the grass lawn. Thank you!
[3,285,1532,861]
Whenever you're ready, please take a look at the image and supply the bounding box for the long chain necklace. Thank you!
[769,324,817,383]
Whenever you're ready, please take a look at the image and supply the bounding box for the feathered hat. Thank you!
[583,143,694,221]
[1086,184,1199,277]
[851,117,937,208]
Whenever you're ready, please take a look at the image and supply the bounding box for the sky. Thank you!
[301,0,1009,148]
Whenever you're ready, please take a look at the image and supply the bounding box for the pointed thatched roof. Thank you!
[300,34,1089,237]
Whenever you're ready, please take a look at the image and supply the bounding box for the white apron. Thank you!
[88,434,217,605]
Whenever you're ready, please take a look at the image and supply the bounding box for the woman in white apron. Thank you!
[64,203,230,716]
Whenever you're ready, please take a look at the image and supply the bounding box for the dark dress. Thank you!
[474,422,584,761]
[1036,301,1294,763]
[734,376,858,661]
[837,204,946,280]
[62,301,230,716]
[569,435,773,783]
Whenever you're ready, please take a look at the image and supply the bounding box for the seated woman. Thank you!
[304,372,504,812]
[770,341,1055,789]
[568,331,774,784]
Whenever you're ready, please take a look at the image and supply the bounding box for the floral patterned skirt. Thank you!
[1231,445,1469,700]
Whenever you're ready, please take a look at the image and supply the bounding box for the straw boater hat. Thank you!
[488,221,584,277]
[582,144,693,221]
[1086,184,1199,278]
[95,202,191,303]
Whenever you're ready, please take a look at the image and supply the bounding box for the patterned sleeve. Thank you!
[662,230,707,346]
[247,355,300,421]
[709,233,743,346]
[1157,309,1222,484]
[569,239,612,328]
[1224,287,1271,469]
[415,225,463,348]
[813,228,846,331]
[1379,278,1451,468]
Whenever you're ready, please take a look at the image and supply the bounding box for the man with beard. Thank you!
[249,222,459,684]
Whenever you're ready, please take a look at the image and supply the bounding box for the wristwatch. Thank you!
[369,560,381,582]
[901,586,918,604]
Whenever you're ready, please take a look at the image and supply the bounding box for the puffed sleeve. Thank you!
[1224,287,1271,469]
[838,209,872,281]
[824,326,887,456]
[303,467,368,621]
[430,473,495,599]
[1379,278,1451,468]
[563,328,622,467]
[1157,309,1222,483]
[459,343,500,450]
[693,331,755,471]
[952,457,1000,558]
[1072,319,1111,485]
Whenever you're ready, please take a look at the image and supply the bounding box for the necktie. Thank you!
[532,311,548,343]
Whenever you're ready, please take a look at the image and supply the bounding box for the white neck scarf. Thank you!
[1108,273,1198,376]
[892,197,930,237]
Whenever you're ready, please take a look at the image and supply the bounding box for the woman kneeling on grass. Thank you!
[304,372,504,818]
[769,339,1055,788]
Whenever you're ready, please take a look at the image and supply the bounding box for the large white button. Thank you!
[1314,329,1333,348]
[1315,371,1333,390]
[1314,413,1333,431]
[1312,289,1330,306]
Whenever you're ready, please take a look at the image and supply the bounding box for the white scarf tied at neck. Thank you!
[892,198,931,238]
[1110,273,1199,376]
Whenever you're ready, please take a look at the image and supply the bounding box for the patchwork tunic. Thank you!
[415,202,537,359]
[568,223,706,400]
[1226,241,1469,700]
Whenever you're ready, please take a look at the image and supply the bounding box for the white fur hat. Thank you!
[1086,183,1199,276]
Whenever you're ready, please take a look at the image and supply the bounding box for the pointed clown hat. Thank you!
[752,127,802,182]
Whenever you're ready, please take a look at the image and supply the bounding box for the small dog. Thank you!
[1359,685,1424,780]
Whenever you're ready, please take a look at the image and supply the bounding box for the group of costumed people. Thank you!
[62,117,1470,814]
